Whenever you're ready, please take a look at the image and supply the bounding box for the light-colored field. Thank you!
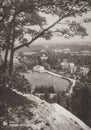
[24,72,69,92]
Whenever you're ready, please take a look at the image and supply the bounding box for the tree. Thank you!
[70,82,91,127]
[0,0,91,86]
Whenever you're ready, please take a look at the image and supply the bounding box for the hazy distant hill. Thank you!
[48,43,91,52]
[16,41,91,53]
[17,45,46,53]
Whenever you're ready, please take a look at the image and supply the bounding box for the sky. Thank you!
[32,11,91,45]
[16,11,91,47]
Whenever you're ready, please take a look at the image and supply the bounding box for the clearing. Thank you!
[23,71,69,92]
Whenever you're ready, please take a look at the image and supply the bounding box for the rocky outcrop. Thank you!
[0,88,90,130]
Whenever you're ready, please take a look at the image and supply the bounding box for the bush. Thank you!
[69,82,91,127]
[34,85,55,93]
[15,64,28,73]
[7,71,31,94]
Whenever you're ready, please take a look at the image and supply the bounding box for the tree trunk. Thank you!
[9,45,14,75]
[9,19,15,76]
[2,41,10,87]
[2,23,12,87]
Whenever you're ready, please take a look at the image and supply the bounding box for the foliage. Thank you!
[46,51,91,68]
[0,0,91,53]
[15,63,28,73]
[0,0,91,83]
[34,85,56,102]
[7,71,31,93]
[18,54,40,70]
[0,0,91,127]
[34,85,69,106]
[47,52,58,66]
[34,85,55,93]
[0,87,35,130]
[0,69,31,93]
[33,79,91,127]
[41,62,51,70]
[69,82,91,127]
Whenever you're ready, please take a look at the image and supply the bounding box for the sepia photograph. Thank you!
[0,0,91,130]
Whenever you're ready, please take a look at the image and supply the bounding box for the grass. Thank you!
[24,72,69,92]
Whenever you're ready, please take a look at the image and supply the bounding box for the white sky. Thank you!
[32,11,91,45]
[16,11,91,46]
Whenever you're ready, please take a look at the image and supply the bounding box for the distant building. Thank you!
[52,49,58,53]
[61,59,69,70]
[52,49,63,53]
[70,51,91,56]
[33,65,46,73]
[80,51,91,56]
[23,52,38,56]
[70,51,80,56]
[61,59,76,74]
[63,48,71,54]
[40,49,46,53]
[69,63,76,74]
[80,67,89,76]
[41,54,48,61]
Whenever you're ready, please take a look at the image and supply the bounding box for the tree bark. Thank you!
[9,45,14,76]
[9,19,15,75]
[1,18,13,87]
[2,35,11,87]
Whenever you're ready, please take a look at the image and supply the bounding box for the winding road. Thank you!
[46,70,76,95]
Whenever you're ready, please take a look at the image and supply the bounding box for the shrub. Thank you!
[7,71,31,94]
[15,63,28,73]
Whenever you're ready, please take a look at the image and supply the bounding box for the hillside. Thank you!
[0,88,90,130]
